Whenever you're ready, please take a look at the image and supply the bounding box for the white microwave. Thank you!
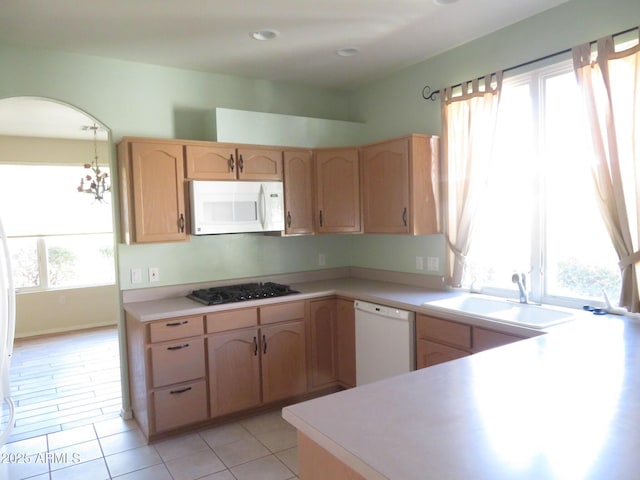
[190,180,285,235]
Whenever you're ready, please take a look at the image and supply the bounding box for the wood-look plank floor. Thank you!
[2,326,122,443]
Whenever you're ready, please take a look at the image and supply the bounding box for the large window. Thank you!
[464,61,621,307]
[0,164,115,290]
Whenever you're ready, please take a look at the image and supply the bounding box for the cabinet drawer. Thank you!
[206,308,258,333]
[416,314,471,349]
[417,339,470,369]
[150,338,205,388]
[260,301,305,325]
[153,380,208,433]
[148,316,204,343]
[473,327,523,352]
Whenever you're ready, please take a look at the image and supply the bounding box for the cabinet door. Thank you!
[417,339,470,369]
[283,150,314,235]
[473,327,523,353]
[261,320,307,403]
[315,148,361,233]
[237,147,283,180]
[336,298,356,388]
[185,144,237,180]
[308,299,338,390]
[208,328,261,417]
[362,138,410,233]
[127,141,188,243]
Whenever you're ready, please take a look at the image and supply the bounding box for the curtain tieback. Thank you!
[619,250,640,269]
[447,238,466,261]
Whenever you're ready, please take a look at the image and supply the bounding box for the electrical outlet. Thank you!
[149,267,160,283]
[416,256,424,270]
[318,253,326,266]
[131,268,142,284]
[427,256,440,272]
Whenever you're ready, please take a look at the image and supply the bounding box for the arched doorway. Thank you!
[0,97,123,442]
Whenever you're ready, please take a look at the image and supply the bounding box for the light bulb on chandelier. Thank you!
[77,123,110,203]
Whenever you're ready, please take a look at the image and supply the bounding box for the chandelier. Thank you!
[77,123,110,202]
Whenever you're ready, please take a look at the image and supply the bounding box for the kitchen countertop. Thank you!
[283,312,640,479]
[123,276,543,337]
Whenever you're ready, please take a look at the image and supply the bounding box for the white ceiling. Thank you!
[1,0,569,90]
[0,0,569,139]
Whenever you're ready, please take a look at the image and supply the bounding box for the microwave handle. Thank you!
[258,184,266,229]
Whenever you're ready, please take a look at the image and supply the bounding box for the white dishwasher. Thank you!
[355,300,415,386]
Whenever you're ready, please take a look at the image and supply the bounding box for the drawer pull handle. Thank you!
[165,320,188,327]
[262,334,267,354]
[170,386,192,395]
[167,343,189,351]
[253,336,258,356]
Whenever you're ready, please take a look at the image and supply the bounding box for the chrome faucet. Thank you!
[511,273,528,304]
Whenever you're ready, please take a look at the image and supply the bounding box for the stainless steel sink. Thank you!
[424,294,588,329]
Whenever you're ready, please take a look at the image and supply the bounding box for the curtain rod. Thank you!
[421,25,639,101]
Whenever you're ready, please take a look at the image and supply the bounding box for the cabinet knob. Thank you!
[167,343,189,351]
[238,154,244,173]
[286,211,292,228]
[262,334,267,354]
[179,213,185,232]
[229,154,235,172]
[402,207,407,227]
[319,210,323,227]
[253,336,258,356]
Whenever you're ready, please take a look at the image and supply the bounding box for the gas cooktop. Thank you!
[187,282,299,306]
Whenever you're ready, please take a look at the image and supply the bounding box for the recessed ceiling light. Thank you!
[251,29,279,41]
[433,0,459,5]
[336,47,360,57]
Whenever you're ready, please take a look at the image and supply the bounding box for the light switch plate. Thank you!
[131,268,142,284]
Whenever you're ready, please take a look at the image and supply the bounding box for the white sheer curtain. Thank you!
[443,73,503,287]
[572,32,640,312]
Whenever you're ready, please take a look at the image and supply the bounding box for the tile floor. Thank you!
[1,327,299,480]
[1,409,299,480]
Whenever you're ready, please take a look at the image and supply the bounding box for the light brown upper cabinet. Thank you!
[185,143,283,181]
[118,138,189,244]
[283,149,315,235]
[314,147,361,234]
[361,134,440,234]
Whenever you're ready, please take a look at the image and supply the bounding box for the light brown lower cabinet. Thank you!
[308,297,357,391]
[336,298,356,388]
[127,300,310,440]
[152,381,208,433]
[416,313,530,369]
[416,338,469,368]
[261,320,307,403]
[308,299,338,390]
[207,328,261,417]
[126,313,208,437]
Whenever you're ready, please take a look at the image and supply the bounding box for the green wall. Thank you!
[2,0,638,291]
[348,0,640,281]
